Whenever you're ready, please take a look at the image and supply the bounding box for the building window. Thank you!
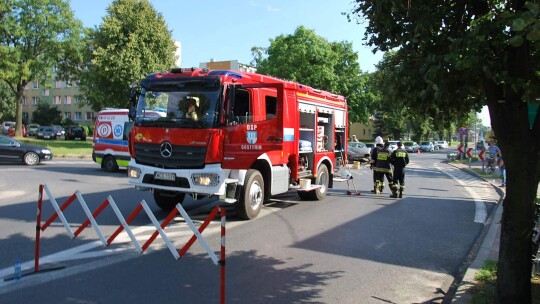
[32,97,39,105]
[43,89,49,96]
[55,81,62,89]
[23,112,29,122]
[74,112,82,121]
[86,112,95,120]
[22,97,27,106]
[64,112,72,119]
[32,81,39,89]
[66,81,72,88]
[54,96,61,105]
[63,96,71,105]
[74,97,79,104]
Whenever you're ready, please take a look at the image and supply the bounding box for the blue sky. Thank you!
[70,0,383,72]
[69,0,490,126]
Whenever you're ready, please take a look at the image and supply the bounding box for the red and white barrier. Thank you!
[34,184,226,304]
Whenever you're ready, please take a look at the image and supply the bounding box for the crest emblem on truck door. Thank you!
[246,131,258,144]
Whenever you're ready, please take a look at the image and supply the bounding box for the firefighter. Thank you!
[370,136,384,193]
[389,141,409,198]
[373,141,397,195]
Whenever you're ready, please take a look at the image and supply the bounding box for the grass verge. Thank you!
[470,259,540,303]
[14,136,92,158]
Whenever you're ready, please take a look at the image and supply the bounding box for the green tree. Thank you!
[79,0,176,111]
[0,82,15,121]
[0,0,84,136]
[31,101,61,126]
[346,1,539,302]
[251,26,374,124]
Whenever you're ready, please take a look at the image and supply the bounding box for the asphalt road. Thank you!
[0,150,500,303]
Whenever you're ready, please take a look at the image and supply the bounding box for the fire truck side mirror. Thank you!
[128,83,140,121]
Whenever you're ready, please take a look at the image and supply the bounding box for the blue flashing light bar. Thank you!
[208,70,243,79]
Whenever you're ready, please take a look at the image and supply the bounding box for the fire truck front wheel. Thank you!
[153,189,186,210]
[236,169,264,220]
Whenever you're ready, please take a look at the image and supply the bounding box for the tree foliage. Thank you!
[31,101,62,126]
[251,26,375,124]
[0,0,84,136]
[346,1,539,302]
[0,82,15,121]
[78,0,176,111]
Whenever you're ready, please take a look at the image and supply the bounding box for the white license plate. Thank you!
[44,136,50,139]
[155,172,175,181]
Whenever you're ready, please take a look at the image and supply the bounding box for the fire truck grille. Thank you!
[134,143,207,169]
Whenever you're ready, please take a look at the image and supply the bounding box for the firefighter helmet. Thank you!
[375,136,383,145]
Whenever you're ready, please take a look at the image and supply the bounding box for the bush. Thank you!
[88,125,94,136]
[81,125,89,136]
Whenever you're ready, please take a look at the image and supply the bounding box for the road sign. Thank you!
[478,149,485,161]
[466,148,473,158]
[457,144,464,154]
[459,127,469,135]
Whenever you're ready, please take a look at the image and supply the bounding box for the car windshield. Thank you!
[421,141,430,145]
[136,78,222,129]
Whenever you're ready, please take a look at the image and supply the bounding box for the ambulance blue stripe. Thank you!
[95,138,128,147]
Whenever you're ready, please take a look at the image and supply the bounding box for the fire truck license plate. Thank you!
[155,172,175,181]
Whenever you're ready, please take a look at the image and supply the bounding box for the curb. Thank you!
[447,161,505,303]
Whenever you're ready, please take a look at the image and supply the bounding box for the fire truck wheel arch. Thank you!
[298,164,329,200]
[235,169,264,220]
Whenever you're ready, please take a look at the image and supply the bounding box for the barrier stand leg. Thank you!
[35,184,43,272]
[220,206,226,304]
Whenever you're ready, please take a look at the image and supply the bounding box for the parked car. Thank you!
[387,140,399,152]
[52,125,65,137]
[27,124,40,137]
[1,121,15,135]
[419,141,435,152]
[347,146,371,163]
[65,125,87,141]
[36,126,57,140]
[404,141,419,153]
[434,140,449,150]
[0,135,52,165]
[348,142,371,162]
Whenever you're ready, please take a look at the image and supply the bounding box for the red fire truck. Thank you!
[127,68,348,220]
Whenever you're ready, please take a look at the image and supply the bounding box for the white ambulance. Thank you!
[92,109,164,171]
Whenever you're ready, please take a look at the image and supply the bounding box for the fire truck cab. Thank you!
[127,68,348,220]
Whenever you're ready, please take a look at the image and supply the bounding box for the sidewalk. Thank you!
[448,159,505,303]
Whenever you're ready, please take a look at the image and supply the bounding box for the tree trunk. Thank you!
[15,85,24,137]
[487,49,539,304]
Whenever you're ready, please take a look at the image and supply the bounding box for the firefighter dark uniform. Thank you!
[373,142,397,195]
[389,142,409,198]
[370,143,383,193]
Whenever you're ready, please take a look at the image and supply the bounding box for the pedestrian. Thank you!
[370,136,384,193]
[487,141,501,158]
[389,141,409,198]
[499,153,506,187]
[373,140,397,195]
[350,135,359,142]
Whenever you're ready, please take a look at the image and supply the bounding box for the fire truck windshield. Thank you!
[135,87,221,128]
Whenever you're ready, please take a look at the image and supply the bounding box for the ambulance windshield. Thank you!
[135,85,221,128]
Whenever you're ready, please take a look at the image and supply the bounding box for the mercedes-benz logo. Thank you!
[160,142,173,158]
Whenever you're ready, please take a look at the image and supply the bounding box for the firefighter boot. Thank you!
[379,183,384,194]
[390,184,398,198]
[375,182,381,194]
[399,186,404,198]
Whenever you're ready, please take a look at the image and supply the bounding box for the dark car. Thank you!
[347,146,371,163]
[404,141,419,153]
[27,124,40,137]
[36,126,57,140]
[65,125,86,140]
[0,135,53,165]
[52,125,65,137]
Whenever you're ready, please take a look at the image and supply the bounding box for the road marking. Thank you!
[439,169,487,224]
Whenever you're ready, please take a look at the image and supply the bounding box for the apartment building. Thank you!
[22,78,96,126]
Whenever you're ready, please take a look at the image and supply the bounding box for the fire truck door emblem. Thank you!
[246,131,258,144]
[160,142,173,158]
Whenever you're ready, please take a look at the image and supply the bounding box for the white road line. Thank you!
[439,168,487,224]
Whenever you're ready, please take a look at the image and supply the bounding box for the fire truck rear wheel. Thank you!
[236,169,264,220]
[153,189,186,210]
[102,155,119,172]
[298,164,329,200]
